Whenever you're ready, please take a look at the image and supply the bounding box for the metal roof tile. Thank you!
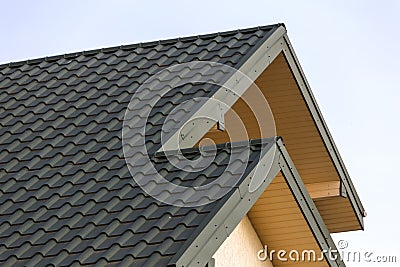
[0,25,280,265]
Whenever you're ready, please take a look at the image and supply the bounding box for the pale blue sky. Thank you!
[1,1,399,266]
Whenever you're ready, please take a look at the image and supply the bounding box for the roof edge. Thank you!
[0,23,285,70]
[168,137,280,266]
[280,33,366,228]
[169,137,346,267]
[159,25,287,151]
[276,139,346,267]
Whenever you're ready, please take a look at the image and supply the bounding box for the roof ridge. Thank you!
[0,23,284,70]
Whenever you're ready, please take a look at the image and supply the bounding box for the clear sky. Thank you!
[1,1,399,266]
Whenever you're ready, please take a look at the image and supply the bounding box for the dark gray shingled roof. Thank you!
[0,24,282,266]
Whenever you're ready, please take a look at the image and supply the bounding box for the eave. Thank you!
[161,25,365,233]
[280,34,366,230]
[168,138,345,267]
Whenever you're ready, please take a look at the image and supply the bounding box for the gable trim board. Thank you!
[168,138,280,267]
[159,30,365,231]
[206,258,215,267]
[280,34,365,226]
[161,25,286,151]
[276,138,344,267]
[0,26,286,266]
[0,24,365,266]
[168,137,344,267]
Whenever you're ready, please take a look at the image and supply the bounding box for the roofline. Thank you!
[280,34,366,227]
[160,25,287,151]
[0,24,285,69]
[168,137,345,267]
[159,26,365,229]
[168,137,281,267]
[276,138,345,267]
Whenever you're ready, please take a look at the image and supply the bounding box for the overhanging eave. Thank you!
[169,137,345,267]
[281,34,366,229]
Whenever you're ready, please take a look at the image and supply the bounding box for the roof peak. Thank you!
[0,23,284,70]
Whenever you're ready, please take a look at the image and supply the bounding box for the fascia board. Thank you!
[281,34,366,227]
[160,26,287,152]
[168,139,281,267]
[277,139,346,267]
[170,138,346,267]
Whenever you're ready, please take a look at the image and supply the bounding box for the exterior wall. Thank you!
[212,215,273,267]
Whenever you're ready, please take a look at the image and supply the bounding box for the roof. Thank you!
[0,25,283,266]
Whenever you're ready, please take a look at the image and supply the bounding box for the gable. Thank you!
[0,25,281,266]
[199,52,364,232]
[0,23,364,267]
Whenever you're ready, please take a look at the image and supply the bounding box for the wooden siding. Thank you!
[248,174,329,267]
[198,52,361,232]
